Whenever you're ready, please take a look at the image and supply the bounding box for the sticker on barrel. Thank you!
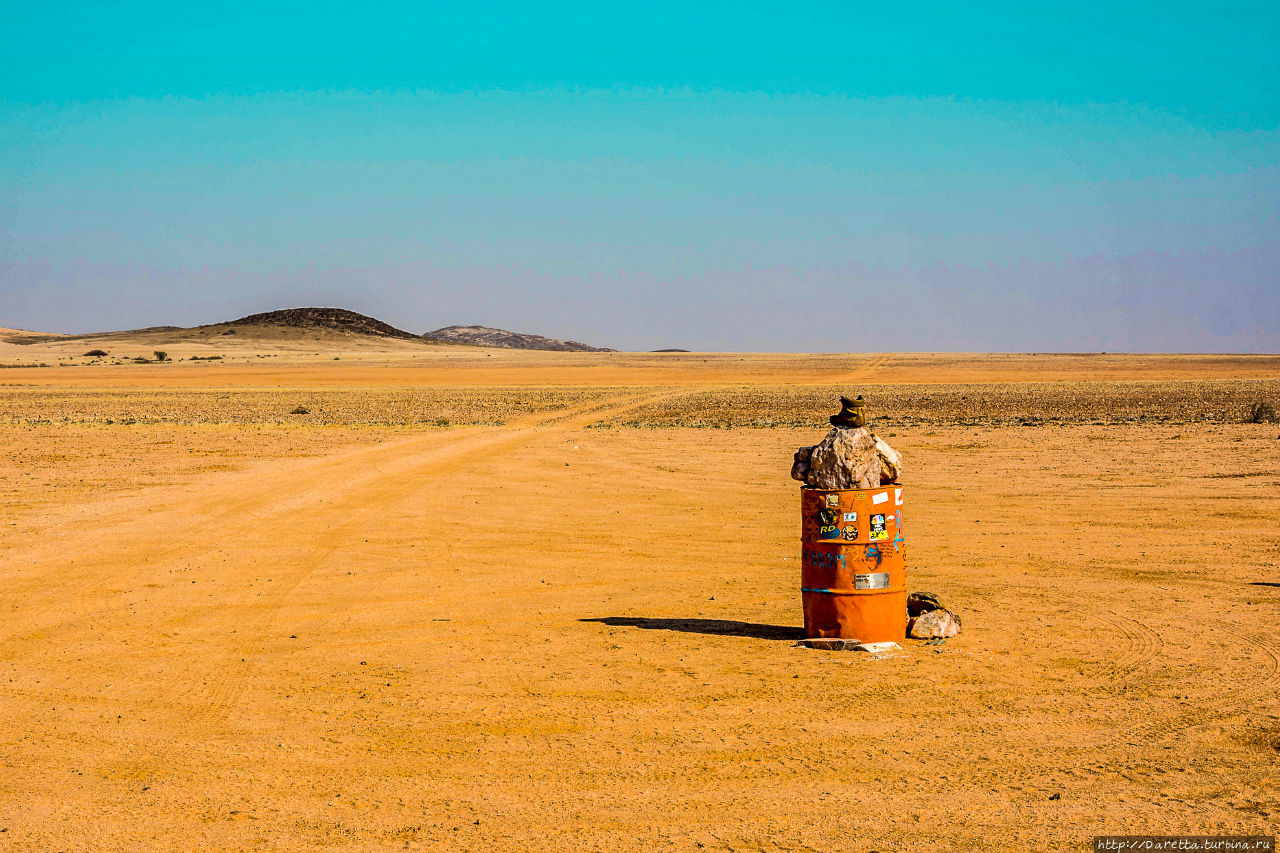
[869,513,888,540]
[816,508,841,540]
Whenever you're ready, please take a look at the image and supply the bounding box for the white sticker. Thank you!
[894,488,903,506]
[842,512,858,522]
[872,492,889,505]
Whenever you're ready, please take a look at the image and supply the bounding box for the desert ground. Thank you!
[1,332,1278,851]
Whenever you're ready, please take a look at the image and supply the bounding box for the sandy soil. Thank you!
[1,349,1277,851]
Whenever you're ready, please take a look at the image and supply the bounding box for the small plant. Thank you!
[290,406,311,415]
[83,349,108,357]
[1244,400,1278,424]
[132,357,151,364]
[153,350,169,362]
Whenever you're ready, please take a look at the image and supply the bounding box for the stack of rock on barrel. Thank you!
[792,396,961,644]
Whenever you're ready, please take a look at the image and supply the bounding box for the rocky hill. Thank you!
[422,325,611,352]
[221,308,419,340]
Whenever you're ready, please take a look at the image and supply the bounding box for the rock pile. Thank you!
[791,395,903,490]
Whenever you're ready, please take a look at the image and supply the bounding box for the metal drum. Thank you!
[800,485,907,642]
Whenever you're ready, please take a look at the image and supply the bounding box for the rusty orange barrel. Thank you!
[800,485,907,642]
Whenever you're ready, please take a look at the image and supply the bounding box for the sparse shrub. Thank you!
[132,357,151,364]
[1244,400,1278,423]
[153,351,168,362]
[83,349,108,357]
[290,406,311,415]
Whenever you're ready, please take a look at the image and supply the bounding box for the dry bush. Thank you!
[1244,400,1279,424]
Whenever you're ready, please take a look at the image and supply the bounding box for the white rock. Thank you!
[908,610,962,639]
[806,427,881,490]
[852,641,902,653]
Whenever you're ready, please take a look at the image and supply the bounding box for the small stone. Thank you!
[908,609,962,639]
[790,445,813,482]
[798,637,862,650]
[907,591,947,616]
[852,641,902,653]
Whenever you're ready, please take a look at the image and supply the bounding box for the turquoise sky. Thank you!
[2,2,1277,350]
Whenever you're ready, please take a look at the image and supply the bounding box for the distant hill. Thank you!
[422,325,612,352]
[4,310,615,352]
[220,308,419,340]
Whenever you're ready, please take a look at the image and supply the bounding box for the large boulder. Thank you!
[805,427,881,490]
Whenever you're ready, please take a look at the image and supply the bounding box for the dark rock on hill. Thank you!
[422,325,612,352]
[222,308,419,340]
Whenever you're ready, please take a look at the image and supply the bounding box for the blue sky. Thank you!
[2,1,1277,350]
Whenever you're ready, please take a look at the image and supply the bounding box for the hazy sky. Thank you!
[2,2,1277,351]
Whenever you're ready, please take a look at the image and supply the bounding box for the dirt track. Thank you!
[1,350,1277,851]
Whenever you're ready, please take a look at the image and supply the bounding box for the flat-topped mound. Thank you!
[423,325,610,352]
[220,308,419,340]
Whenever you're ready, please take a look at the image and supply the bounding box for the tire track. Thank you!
[0,389,682,650]
[1128,625,1280,742]
[828,354,892,387]
[1094,612,1165,684]
[186,387,694,724]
